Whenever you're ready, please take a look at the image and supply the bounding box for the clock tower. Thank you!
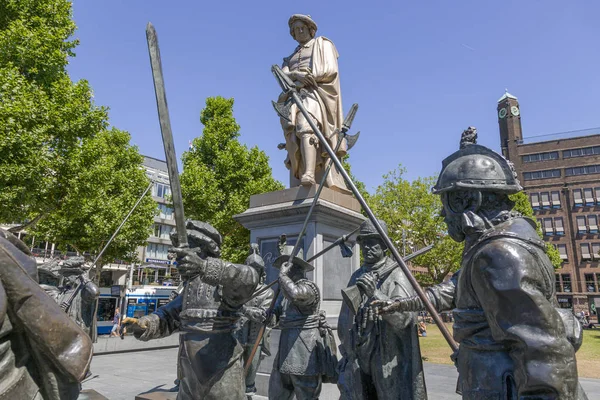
[497,90,522,162]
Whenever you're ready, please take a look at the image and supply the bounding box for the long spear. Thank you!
[272,65,459,352]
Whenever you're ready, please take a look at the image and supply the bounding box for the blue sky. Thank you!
[68,1,600,192]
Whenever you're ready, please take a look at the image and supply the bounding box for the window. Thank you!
[577,216,587,234]
[555,274,562,292]
[522,151,559,163]
[596,188,600,205]
[551,191,561,208]
[540,192,550,208]
[563,145,600,159]
[543,218,554,235]
[581,243,592,260]
[154,183,171,198]
[530,193,540,209]
[554,218,565,235]
[565,165,600,177]
[158,204,173,220]
[146,243,170,260]
[562,274,572,292]
[523,169,561,180]
[585,274,596,293]
[557,244,568,260]
[584,188,595,206]
[593,243,600,260]
[573,189,583,207]
[589,215,599,233]
[153,224,173,239]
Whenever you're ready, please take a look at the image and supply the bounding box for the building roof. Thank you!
[498,89,518,103]
[143,156,167,172]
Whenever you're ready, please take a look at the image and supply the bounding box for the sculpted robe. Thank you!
[279,36,347,189]
[337,257,427,400]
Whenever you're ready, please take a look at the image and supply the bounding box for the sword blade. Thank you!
[146,22,188,247]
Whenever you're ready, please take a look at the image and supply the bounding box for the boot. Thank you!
[300,133,317,186]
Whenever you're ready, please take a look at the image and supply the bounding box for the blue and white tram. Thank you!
[124,286,175,319]
[96,286,177,336]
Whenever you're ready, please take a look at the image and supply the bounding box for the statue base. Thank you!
[234,184,365,321]
[78,389,109,400]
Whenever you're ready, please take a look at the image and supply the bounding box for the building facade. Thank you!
[137,156,178,285]
[497,92,600,320]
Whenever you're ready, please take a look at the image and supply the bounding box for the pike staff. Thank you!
[271,64,459,352]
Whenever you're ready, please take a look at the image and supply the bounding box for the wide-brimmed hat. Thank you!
[288,14,318,35]
[273,244,314,272]
[356,219,388,242]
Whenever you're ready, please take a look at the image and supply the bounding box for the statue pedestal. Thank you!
[234,185,365,320]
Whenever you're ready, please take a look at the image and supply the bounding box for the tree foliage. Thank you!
[510,191,562,269]
[0,0,155,269]
[181,97,284,263]
[370,166,463,285]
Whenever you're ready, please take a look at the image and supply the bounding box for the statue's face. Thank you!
[360,237,386,264]
[441,194,466,242]
[292,21,312,44]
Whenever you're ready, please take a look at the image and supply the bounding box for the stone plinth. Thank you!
[234,185,365,320]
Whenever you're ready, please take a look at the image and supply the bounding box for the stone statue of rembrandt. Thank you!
[276,14,347,190]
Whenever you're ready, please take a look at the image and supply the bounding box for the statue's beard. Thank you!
[445,216,465,242]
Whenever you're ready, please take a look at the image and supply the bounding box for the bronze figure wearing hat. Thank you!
[268,240,337,399]
[237,244,274,398]
[337,219,427,399]
[374,128,589,399]
[131,220,260,400]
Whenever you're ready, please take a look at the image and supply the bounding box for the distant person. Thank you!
[110,307,121,337]
[418,321,427,337]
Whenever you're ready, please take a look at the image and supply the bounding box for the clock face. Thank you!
[498,108,507,119]
[511,106,520,116]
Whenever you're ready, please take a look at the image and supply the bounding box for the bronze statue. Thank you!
[238,243,274,398]
[275,14,347,189]
[337,220,427,400]
[131,220,259,400]
[374,131,588,399]
[268,244,337,400]
[39,256,99,341]
[0,229,93,400]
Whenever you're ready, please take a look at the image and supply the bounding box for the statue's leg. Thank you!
[243,345,261,395]
[289,374,322,400]
[268,369,295,400]
[296,112,319,186]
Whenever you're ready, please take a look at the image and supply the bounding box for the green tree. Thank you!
[510,191,562,269]
[32,129,157,277]
[370,166,463,285]
[0,0,155,272]
[0,0,107,224]
[181,97,284,263]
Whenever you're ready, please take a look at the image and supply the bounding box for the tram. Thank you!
[96,285,177,335]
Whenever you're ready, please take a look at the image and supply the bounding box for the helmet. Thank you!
[432,128,522,194]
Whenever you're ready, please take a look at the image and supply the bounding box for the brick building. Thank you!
[497,91,600,320]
